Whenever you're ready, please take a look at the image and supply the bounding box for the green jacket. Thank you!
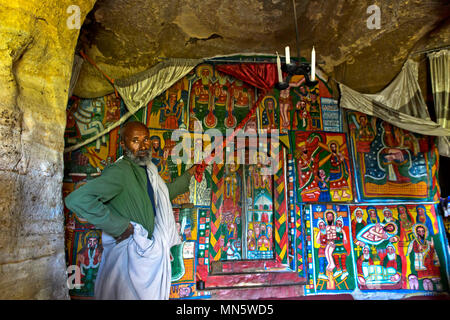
[65,156,191,238]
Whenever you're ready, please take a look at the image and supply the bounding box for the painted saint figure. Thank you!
[406,224,441,290]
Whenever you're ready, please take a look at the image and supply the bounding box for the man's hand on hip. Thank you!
[115,223,134,243]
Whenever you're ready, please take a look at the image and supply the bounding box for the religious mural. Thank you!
[290,131,354,203]
[347,111,440,202]
[63,60,449,300]
[349,204,447,291]
[259,75,323,133]
[304,204,356,294]
[145,64,256,133]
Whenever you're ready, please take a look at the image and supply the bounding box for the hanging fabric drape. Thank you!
[428,50,450,157]
[64,58,202,153]
[68,54,83,98]
[215,63,278,91]
[339,59,450,156]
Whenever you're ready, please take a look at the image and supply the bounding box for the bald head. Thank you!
[120,121,148,141]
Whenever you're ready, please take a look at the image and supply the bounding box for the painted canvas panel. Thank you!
[186,64,256,133]
[349,204,448,291]
[290,131,354,203]
[258,75,323,133]
[304,204,356,294]
[65,94,122,175]
[347,111,439,202]
[146,77,190,130]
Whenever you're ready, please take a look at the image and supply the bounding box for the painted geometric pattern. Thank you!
[273,148,289,264]
[209,163,225,263]
[287,154,306,276]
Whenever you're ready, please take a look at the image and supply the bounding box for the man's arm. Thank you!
[166,165,196,200]
[64,165,130,238]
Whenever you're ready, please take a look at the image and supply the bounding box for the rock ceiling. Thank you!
[73,0,450,98]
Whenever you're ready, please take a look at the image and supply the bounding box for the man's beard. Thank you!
[124,146,152,166]
[387,252,396,261]
[356,217,363,223]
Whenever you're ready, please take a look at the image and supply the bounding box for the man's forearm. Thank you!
[167,165,196,200]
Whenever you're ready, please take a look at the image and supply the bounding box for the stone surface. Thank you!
[0,0,95,299]
[73,0,449,98]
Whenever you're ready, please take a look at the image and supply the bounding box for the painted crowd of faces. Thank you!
[218,162,275,261]
[307,204,448,293]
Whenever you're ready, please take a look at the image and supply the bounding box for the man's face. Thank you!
[356,210,363,219]
[387,246,395,255]
[87,237,98,249]
[384,210,392,220]
[359,116,367,126]
[152,138,160,151]
[385,224,395,233]
[121,124,151,161]
[417,227,425,239]
[326,212,334,224]
[330,143,337,153]
[417,207,425,217]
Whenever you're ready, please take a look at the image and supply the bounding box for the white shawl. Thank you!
[94,161,181,300]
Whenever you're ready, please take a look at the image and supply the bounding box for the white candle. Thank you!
[311,46,316,81]
[285,46,290,64]
[276,52,283,83]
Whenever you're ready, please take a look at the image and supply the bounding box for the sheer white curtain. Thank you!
[428,50,450,157]
[64,58,202,153]
[339,59,450,156]
[68,54,84,98]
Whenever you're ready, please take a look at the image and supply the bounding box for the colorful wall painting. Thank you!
[349,204,448,292]
[63,60,449,300]
[304,204,356,294]
[245,163,274,260]
[347,110,440,202]
[290,131,354,203]
[258,75,323,133]
[169,207,212,299]
[65,94,123,175]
